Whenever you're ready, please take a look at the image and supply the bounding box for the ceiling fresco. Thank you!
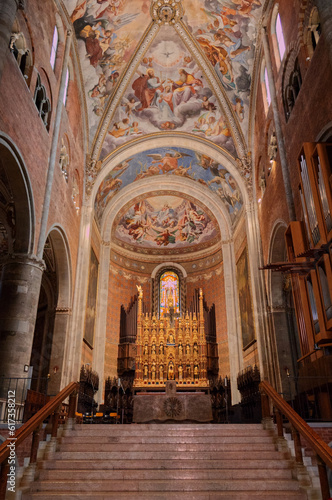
[101,26,236,157]
[94,147,243,226]
[64,0,264,158]
[184,0,262,140]
[65,0,151,140]
[113,195,219,252]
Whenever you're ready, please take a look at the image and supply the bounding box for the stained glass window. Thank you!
[50,26,58,70]
[63,67,69,106]
[264,67,271,107]
[276,14,286,61]
[159,271,180,317]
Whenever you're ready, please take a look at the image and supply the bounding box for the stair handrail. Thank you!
[260,380,332,500]
[0,381,79,499]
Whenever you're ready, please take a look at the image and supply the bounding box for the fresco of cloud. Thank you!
[184,0,262,138]
[114,196,218,248]
[95,147,243,225]
[64,0,151,142]
[101,27,236,157]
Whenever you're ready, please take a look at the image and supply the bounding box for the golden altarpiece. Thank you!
[133,285,209,391]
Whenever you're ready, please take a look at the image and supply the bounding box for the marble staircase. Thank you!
[22,423,308,500]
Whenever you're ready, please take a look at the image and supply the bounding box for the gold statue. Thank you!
[136,284,143,298]
[168,363,174,380]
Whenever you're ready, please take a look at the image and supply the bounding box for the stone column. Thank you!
[0,254,45,381]
[63,204,93,385]
[315,0,332,67]
[37,29,72,258]
[92,241,111,405]
[0,0,24,85]
[245,201,278,388]
[48,307,71,395]
[222,240,243,405]
[261,27,296,222]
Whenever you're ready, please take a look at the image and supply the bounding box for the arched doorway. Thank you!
[30,227,72,395]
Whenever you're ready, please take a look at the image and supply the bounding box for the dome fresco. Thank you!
[113,195,219,253]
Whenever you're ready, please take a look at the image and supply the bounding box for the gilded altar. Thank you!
[133,287,209,390]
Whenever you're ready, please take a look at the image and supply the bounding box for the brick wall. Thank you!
[0,1,85,288]
[254,0,332,268]
[105,262,151,379]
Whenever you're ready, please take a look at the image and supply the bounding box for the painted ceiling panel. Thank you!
[64,0,151,143]
[184,0,263,141]
[101,26,236,157]
[95,147,243,227]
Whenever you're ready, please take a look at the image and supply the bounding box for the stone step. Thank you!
[62,435,273,445]
[58,442,276,452]
[38,467,293,481]
[30,478,303,493]
[65,423,264,430]
[51,450,284,460]
[22,423,305,500]
[62,425,269,438]
[23,491,307,500]
[41,458,292,470]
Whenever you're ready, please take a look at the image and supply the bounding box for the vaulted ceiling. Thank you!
[63,0,265,258]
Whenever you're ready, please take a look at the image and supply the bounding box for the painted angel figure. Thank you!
[147,151,191,174]
[122,96,140,117]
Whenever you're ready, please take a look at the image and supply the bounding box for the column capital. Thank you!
[1,253,46,272]
[15,0,25,9]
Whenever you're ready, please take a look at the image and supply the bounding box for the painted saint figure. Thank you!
[132,69,164,110]
[171,69,203,106]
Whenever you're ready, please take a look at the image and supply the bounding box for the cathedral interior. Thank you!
[0,0,332,428]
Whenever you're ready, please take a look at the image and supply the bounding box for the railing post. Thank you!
[261,391,270,418]
[51,406,61,439]
[291,425,303,464]
[68,390,78,419]
[260,390,273,429]
[30,424,42,465]
[65,386,78,431]
[44,405,62,459]
[275,409,284,437]
[20,423,42,487]
[0,460,9,500]
[316,454,331,500]
[290,425,312,487]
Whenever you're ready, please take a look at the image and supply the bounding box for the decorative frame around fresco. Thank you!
[83,247,100,348]
[236,245,255,350]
